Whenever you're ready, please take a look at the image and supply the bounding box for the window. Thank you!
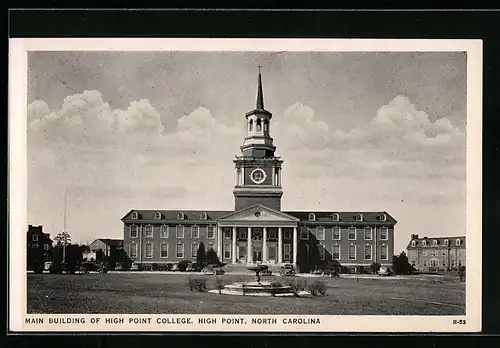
[284,244,291,260]
[332,227,341,240]
[145,243,153,258]
[316,227,325,240]
[380,227,388,240]
[332,213,339,221]
[191,225,199,239]
[224,228,232,239]
[238,228,246,239]
[456,239,461,246]
[200,212,207,220]
[451,260,455,267]
[422,240,427,246]
[256,118,262,132]
[380,245,388,260]
[411,240,416,247]
[284,229,292,240]
[160,225,169,238]
[364,227,373,240]
[356,213,363,222]
[269,228,277,240]
[176,225,184,238]
[308,213,316,221]
[177,212,184,220]
[442,250,447,256]
[191,243,198,258]
[411,260,416,266]
[442,260,446,267]
[319,244,325,260]
[207,226,215,239]
[332,245,340,260]
[224,244,231,259]
[364,245,372,260]
[300,227,309,240]
[380,213,387,221]
[207,243,214,251]
[132,212,138,219]
[129,244,138,258]
[160,243,168,258]
[130,225,138,238]
[249,119,253,131]
[348,245,356,260]
[176,243,184,258]
[348,227,356,240]
[154,212,162,220]
[145,225,153,238]
[32,235,39,242]
[264,120,269,133]
[423,260,427,267]
[444,239,449,246]
[423,250,428,256]
[33,243,39,248]
[432,239,438,246]
[44,244,50,251]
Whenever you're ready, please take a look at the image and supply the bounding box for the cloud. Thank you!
[273,95,465,181]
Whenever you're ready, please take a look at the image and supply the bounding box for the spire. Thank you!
[256,65,264,110]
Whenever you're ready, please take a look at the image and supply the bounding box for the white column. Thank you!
[247,227,253,263]
[272,167,276,186]
[278,227,283,264]
[217,226,222,261]
[232,227,237,264]
[263,227,268,263]
[293,226,298,265]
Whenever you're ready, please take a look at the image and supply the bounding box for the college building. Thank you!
[406,234,466,272]
[26,224,53,270]
[122,71,397,272]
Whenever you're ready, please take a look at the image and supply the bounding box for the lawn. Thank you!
[27,273,465,315]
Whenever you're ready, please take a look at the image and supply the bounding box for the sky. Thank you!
[26,51,467,252]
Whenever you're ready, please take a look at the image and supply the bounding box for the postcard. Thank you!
[9,38,482,332]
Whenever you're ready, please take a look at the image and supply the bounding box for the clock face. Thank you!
[250,168,266,184]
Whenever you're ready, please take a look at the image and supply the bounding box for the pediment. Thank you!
[219,204,300,222]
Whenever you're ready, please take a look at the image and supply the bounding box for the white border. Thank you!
[8,38,482,333]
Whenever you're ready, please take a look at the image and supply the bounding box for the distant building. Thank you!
[406,234,466,272]
[121,70,397,272]
[83,238,124,262]
[27,225,53,270]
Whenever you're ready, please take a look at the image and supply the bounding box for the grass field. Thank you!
[27,273,465,315]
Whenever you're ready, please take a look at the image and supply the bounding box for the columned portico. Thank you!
[217,203,300,266]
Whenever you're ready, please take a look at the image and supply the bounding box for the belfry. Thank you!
[233,68,284,211]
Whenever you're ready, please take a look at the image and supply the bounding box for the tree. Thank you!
[308,243,322,271]
[54,231,71,247]
[205,249,220,266]
[392,251,413,275]
[196,242,206,267]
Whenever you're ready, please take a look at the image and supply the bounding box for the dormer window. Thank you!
[444,239,449,246]
[380,213,387,222]
[154,212,162,220]
[332,213,339,222]
[200,212,208,220]
[356,213,363,222]
[433,239,438,246]
[308,213,316,221]
[177,212,184,220]
[131,212,138,220]
[411,240,416,247]
[422,240,427,246]
[456,239,461,246]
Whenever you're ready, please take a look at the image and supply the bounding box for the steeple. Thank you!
[256,65,264,110]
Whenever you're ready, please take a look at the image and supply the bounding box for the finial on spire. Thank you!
[256,65,264,110]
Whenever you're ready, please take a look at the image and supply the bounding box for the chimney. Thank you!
[411,234,419,240]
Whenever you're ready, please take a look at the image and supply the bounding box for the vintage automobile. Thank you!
[279,263,296,276]
[378,267,394,276]
[214,267,225,275]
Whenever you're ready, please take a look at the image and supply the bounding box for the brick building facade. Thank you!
[122,70,397,271]
[406,234,466,272]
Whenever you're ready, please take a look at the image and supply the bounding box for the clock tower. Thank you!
[233,68,283,211]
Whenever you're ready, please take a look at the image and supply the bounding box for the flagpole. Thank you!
[63,187,67,264]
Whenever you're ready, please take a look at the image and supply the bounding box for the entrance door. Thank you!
[239,245,247,261]
[253,250,262,262]
[268,245,277,262]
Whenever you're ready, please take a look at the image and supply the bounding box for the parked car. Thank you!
[214,267,225,275]
[114,262,127,271]
[203,266,215,275]
[44,261,53,273]
[310,268,323,275]
[130,263,142,271]
[171,263,179,271]
[279,263,296,276]
[378,267,393,276]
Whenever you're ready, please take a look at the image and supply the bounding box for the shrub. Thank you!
[300,279,308,291]
[165,263,173,271]
[317,280,328,296]
[195,278,208,292]
[307,280,327,296]
[186,276,197,291]
[285,279,300,296]
[151,263,159,271]
[215,277,224,294]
